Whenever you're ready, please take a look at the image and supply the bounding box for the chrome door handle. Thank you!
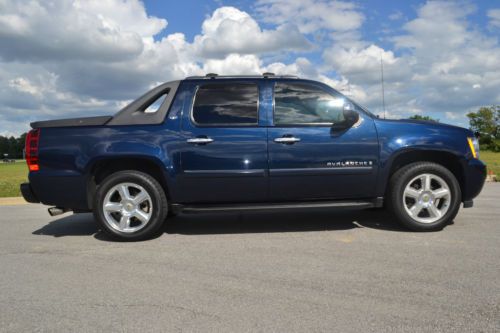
[274,137,301,144]
[187,137,214,144]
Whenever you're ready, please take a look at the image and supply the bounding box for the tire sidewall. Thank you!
[390,163,461,231]
[93,171,168,241]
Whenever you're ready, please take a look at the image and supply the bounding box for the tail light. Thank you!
[26,129,40,171]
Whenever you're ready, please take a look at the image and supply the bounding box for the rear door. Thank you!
[177,80,268,203]
[267,80,379,201]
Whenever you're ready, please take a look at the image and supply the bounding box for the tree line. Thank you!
[0,133,26,159]
[1,106,498,158]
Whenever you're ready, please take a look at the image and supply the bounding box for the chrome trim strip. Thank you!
[269,166,373,176]
[183,169,266,177]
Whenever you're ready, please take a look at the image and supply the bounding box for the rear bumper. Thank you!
[462,158,486,205]
[28,171,89,210]
[20,183,40,203]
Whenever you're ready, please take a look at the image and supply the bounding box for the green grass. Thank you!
[0,161,28,197]
[480,151,500,176]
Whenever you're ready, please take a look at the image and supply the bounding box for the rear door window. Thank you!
[192,83,259,126]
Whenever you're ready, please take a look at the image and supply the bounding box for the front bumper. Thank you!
[462,158,486,206]
[20,183,40,203]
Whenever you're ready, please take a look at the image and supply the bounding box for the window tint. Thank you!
[274,83,346,125]
[144,93,167,113]
[193,83,258,126]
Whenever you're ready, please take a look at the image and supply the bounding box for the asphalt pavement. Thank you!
[0,184,499,332]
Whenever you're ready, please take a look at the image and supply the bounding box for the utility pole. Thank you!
[380,54,386,119]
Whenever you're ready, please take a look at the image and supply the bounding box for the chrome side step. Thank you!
[174,198,382,214]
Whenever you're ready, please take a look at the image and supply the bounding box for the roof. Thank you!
[184,73,299,80]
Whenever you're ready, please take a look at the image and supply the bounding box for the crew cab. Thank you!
[21,74,486,240]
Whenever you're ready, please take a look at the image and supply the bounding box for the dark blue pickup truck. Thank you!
[21,74,486,240]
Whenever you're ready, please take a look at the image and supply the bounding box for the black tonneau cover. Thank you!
[31,116,112,129]
[31,80,181,129]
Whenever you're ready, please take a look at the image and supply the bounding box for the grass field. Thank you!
[0,162,28,197]
[0,153,499,198]
[481,151,500,176]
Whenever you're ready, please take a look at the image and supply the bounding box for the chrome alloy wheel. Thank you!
[102,182,153,233]
[402,173,451,224]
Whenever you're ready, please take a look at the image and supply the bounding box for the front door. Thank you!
[267,81,379,201]
[178,80,268,203]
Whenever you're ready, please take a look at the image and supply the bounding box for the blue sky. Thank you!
[0,0,500,135]
[146,1,499,39]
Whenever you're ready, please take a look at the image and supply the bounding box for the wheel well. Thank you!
[87,157,169,209]
[388,150,465,197]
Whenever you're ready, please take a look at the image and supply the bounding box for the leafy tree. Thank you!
[467,106,499,138]
[408,114,440,122]
[467,106,500,151]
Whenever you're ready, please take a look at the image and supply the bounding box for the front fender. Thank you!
[374,119,472,198]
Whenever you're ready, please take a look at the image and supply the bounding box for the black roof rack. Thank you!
[185,73,299,80]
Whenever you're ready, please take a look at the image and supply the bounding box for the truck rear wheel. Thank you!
[93,171,168,241]
[387,162,461,231]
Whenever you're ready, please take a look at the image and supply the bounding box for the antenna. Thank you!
[380,54,386,119]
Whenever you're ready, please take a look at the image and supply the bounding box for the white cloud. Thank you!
[256,0,364,34]
[391,1,500,111]
[0,0,165,62]
[487,9,500,28]
[323,45,410,85]
[202,54,262,75]
[8,78,42,97]
[319,1,500,123]
[389,10,404,21]
[194,7,311,58]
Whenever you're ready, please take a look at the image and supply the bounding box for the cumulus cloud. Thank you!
[1,0,500,135]
[194,7,311,58]
[323,45,410,85]
[320,1,500,122]
[391,2,500,112]
[0,1,315,135]
[256,0,364,34]
[0,0,165,62]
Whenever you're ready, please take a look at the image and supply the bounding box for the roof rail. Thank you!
[185,73,299,80]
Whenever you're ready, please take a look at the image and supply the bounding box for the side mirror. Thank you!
[331,102,359,132]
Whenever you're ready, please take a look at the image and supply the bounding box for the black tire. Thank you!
[93,170,168,241]
[387,162,461,231]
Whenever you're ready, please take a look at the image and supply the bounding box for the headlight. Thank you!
[467,137,480,159]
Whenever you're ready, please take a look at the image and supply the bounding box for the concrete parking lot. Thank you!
[0,184,499,332]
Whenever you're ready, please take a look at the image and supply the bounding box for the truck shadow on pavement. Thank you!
[163,209,406,235]
[32,208,409,240]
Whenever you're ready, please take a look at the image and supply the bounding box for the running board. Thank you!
[173,198,382,214]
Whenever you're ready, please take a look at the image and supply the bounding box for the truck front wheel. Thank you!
[387,162,461,231]
[93,171,168,241]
